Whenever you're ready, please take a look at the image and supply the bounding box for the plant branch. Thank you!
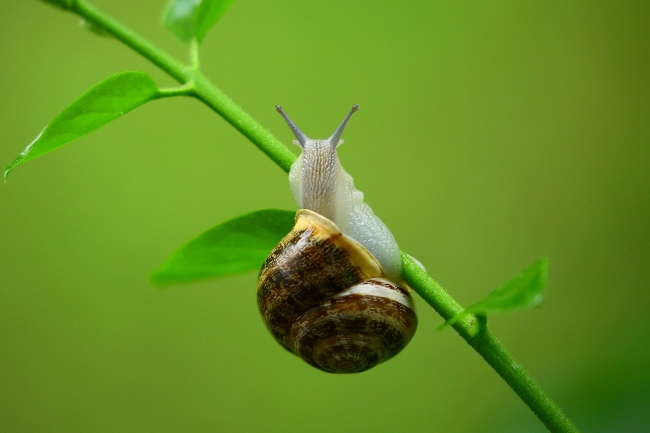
[71,0,295,172]
[72,1,191,84]
[190,38,200,71]
[401,255,579,432]
[60,1,579,431]
[156,83,196,99]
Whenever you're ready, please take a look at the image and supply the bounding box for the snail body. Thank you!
[286,105,402,279]
[257,106,417,373]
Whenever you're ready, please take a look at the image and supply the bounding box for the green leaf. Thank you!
[440,258,548,329]
[5,71,159,180]
[163,0,236,44]
[40,0,75,10]
[151,209,296,286]
[80,19,113,38]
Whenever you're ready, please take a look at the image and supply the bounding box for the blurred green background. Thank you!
[1,1,649,432]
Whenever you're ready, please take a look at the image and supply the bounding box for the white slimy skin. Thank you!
[277,105,403,281]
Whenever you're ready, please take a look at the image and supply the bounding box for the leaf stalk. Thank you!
[157,82,196,98]
[190,38,200,71]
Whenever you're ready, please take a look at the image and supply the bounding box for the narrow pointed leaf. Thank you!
[80,19,113,38]
[440,258,548,329]
[5,72,159,179]
[151,209,296,286]
[163,0,235,44]
[40,0,75,10]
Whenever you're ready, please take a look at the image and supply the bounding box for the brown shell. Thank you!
[257,210,418,373]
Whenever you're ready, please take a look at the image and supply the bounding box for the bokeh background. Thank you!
[1,1,649,432]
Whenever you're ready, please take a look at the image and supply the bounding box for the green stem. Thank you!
[156,83,196,99]
[71,0,295,173]
[401,255,579,433]
[192,74,296,172]
[63,1,579,431]
[72,1,191,84]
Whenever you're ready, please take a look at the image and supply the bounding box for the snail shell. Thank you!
[257,209,417,373]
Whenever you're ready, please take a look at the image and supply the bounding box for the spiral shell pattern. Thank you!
[257,210,417,373]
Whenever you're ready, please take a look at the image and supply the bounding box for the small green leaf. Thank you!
[194,0,236,43]
[80,19,113,38]
[441,258,548,329]
[5,72,159,179]
[151,209,296,286]
[40,0,75,10]
[163,0,235,44]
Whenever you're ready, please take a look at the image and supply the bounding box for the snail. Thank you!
[257,105,418,373]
